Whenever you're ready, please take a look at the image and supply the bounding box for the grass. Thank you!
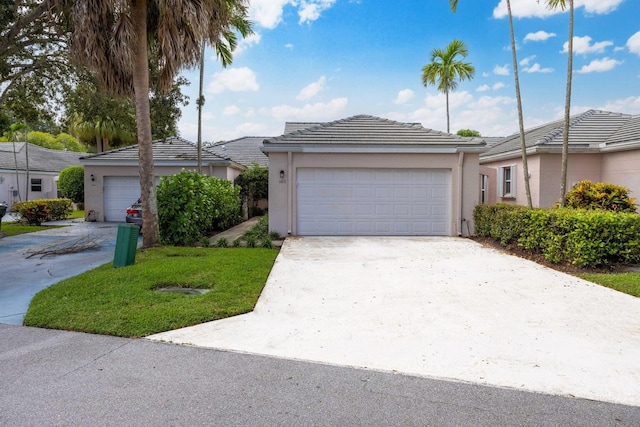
[0,222,58,236]
[578,272,640,297]
[69,210,85,219]
[24,246,279,337]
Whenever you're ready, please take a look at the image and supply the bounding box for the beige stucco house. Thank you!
[0,142,83,211]
[81,137,245,222]
[262,115,487,237]
[480,110,640,209]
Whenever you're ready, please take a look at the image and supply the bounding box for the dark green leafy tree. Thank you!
[421,39,475,133]
[50,0,252,247]
[58,165,84,203]
[234,164,268,217]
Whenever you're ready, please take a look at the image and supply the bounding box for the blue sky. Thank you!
[177,0,640,141]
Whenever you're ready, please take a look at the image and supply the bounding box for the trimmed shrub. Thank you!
[563,180,636,213]
[473,204,640,267]
[10,198,72,225]
[157,170,241,246]
[234,164,268,218]
[58,165,84,203]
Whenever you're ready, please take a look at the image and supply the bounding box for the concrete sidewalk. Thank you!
[150,236,640,407]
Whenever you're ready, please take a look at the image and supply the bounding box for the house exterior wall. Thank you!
[0,170,60,210]
[601,150,640,209]
[267,151,480,237]
[480,156,538,207]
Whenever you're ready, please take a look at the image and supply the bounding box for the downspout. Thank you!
[457,151,465,236]
[287,151,293,235]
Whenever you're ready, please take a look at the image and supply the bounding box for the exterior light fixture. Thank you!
[279,170,285,179]
[90,174,95,181]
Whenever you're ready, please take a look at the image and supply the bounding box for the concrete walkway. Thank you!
[150,236,640,407]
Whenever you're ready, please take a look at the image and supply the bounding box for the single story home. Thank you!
[206,136,269,168]
[480,109,640,209]
[262,115,487,237]
[81,137,245,222]
[0,142,83,210]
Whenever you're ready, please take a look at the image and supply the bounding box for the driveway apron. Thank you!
[149,236,640,407]
[0,221,122,325]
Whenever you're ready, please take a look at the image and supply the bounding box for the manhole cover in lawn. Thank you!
[157,287,210,295]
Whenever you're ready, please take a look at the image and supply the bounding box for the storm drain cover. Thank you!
[157,287,210,295]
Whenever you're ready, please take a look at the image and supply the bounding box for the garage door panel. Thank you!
[103,176,140,222]
[297,168,451,236]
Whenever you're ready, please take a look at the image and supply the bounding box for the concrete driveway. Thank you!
[0,220,124,324]
[149,236,640,407]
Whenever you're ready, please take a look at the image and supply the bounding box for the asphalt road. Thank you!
[1,324,639,426]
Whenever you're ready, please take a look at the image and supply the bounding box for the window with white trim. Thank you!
[498,165,516,198]
[480,174,488,204]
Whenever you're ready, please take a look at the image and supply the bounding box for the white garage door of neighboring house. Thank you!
[103,176,140,222]
[297,168,451,236]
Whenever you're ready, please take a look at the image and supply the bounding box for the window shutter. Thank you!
[510,165,517,197]
[497,167,504,197]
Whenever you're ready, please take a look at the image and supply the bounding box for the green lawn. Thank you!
[24,246,278,337]
[578,272,640,297]
[0,223,57,236]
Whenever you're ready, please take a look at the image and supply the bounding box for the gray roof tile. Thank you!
[206,137,269,167]
[0,142,83,172]
[266,115,486,147]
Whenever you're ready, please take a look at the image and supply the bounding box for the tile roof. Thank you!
[0,142,83,172]
[482,110,640,159]
[80,136,235,165]
[265,115,486,148]
[283,122,323,134]
[206,136,269,167]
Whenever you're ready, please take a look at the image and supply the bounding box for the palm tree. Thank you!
[49,0,252,247]
[421,39,475,133]
[449,0,532,208]
[545,0,574,206]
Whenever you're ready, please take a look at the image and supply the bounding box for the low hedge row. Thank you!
[11,198,73,225]
[474,204,640,267]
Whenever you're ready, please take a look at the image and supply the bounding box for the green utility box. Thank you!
[113,224,139,267]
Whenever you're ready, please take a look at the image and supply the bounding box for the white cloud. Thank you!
[263,97,348,121]
[394,89,415,104]
[523,63,554,73]
[598,96,640,114]
[223,105,241,116]
[482,72,490,78]
[494,0,624,19]
[494,64,510,76]
[207,67,259,94]
[628,31,640,56]
[477,85,490,92]
[234,32,262,55]
[524,31,556,42]
[519,55,536,67]
[249,0,293,29]
[298,0,337,24]
[297,76,327,101]
[493,82,506,90]
[564,36,613,55]
[576,57,622,73]
[285,43,294,49]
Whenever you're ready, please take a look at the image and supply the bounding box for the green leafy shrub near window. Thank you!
[157,170,241,246]
[563,180,636,213]
[58,165,84,203]
[474,204,640,267]
[11,198,73,225]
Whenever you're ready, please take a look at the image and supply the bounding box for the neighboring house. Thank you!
[207,136,270,167]
[480,110,640,209]
[0,142,83,210]
[263,115,487,237]
[81,137,244,222]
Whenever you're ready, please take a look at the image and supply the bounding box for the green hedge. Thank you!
[11,198,73,225]
[474,204,640,267]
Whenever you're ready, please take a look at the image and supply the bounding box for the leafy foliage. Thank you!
[10,198,73,225]
[58,166,84,203]
[157,170,241,246]
[55,133,85,152]
[234,164,268,217]
[474,204,640,267]
[562,180,636,213]
[27,131,64,150]
[456,129,481,137]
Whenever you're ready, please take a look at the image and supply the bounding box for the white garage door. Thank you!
[297,168,451,236]
[104,176,140,222]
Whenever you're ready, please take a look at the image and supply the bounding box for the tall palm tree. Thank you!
[49,0,252,247]
[449,0,532,208]
[421,39,475,133]
[546,0,574,206]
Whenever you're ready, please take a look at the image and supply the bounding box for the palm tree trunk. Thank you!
[197,40,205,174]
[131,0,159,247]
[445,90,451,133]
[559,0,574,207]
[506,0,532,208]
